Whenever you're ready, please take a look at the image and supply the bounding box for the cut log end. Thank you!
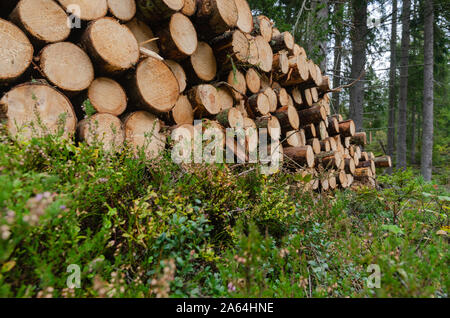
[13,0,71,44]
[227,70,247,100]
[0,18,33,83]
[285,130,303,147]
[167,12,198,57]
[77,113,125,152]
[254,15,273,42]
[190,41,217,81]
[107,0,136,22]
[246,68,261,94]
[189,84,220,116]
[284,145,315,168]
[165,60,187,93]
[214,0,239,30]
[254,35,273,73]
[136,0,184,24]
[123,110,165,159]
[263,87,278,112]
[339,119,356,137]
[134,56,180,113]
[181,0,197,16]
[351,131,367,145]
[216,86,234,111]
[0,83,77,141]
[83,17,139,74]
[248,93,270,116]
[58,0,108,21]
[172,95,194,125]
[374,155,392,168]
[216,107,243,128]
[40,42,94,93]
[88,77,127,116]
[234,0,253,33]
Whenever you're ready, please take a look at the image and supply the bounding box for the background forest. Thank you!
[249,0,449,184]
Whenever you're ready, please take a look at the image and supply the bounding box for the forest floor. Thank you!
[0,126,448,298]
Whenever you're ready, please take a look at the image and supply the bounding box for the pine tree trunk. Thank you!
[420,0,434,181]
[397,0,411,170]
[387,0,398,174]
[332,1,343,114]
[349,0,367,132]
[317,0,329,72]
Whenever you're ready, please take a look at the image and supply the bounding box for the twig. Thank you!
[292,0,308,35]
[327,69,366,93]
[140,37,159,45]
[214,81,248,100]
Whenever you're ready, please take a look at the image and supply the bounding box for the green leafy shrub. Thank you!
[0,126,448,298]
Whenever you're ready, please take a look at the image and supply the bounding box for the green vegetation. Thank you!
[0,128,448,298]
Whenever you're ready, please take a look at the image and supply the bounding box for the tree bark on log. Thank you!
[374,155,392,168]
[284,145,315,168]
[350,131,367,145]
[298,105,327,125]
[270,31,294,52]
[337,119,356,137]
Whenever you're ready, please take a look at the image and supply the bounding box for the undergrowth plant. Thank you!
[0,125,448,297]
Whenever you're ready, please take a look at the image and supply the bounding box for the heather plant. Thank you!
[0,125,448,298]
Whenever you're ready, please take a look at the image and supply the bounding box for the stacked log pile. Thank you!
[0,0,392,190]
